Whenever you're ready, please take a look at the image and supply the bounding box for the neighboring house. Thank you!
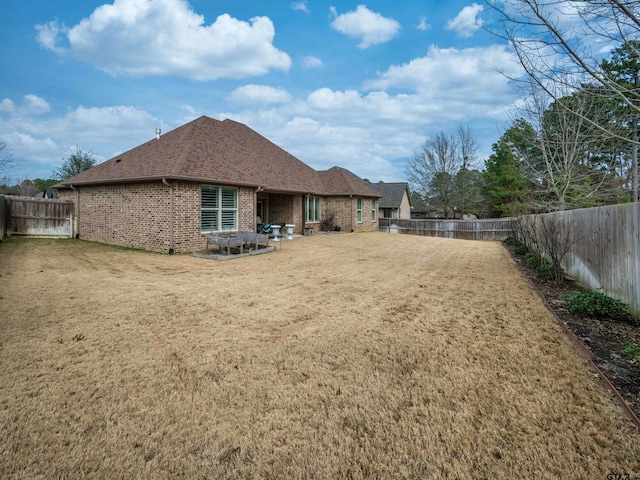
[368,182,413,219]
[55,116,381,254]
[410,197,429,219]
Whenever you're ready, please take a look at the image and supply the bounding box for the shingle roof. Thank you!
[319,167,382,197]
[367,182,412,209]
[56,116,377,197]
[411,196,429,212]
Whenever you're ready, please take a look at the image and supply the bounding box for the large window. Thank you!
[371,199,377,221]
[306,196,321,223]
[356,197,362,223]
[201,186,237,232]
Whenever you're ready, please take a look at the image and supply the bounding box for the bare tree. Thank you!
[518,213,579,283]
[0,140,15,182]
[455,125,480,214]
[486,0,640,201]
[518,86,625,210]
[406,132,460,216]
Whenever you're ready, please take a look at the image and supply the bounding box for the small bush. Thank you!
[621,343,640,361]
[536,261,556,280]
[564,290,628,318]
[514,243,528,255]
[524,252,540,269]
[504,236,518,246]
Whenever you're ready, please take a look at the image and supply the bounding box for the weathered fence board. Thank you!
[0,195,6,239]
[379,218,516,241]
[519,203,640,318]
[5,196,73,238]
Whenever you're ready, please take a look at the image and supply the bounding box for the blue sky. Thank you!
[0,0,525,182]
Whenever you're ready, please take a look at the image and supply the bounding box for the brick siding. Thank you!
[60,181,256,254]
[58,182,377,253]
[322,196,378,233]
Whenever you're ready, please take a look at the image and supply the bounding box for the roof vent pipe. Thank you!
[155,128,161,140]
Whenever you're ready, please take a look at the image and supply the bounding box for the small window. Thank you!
[306,196,321,223]
[356,197,362,223]
[371,199,377,221]
[201,186,237,232]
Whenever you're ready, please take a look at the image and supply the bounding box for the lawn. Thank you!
[0,233,638,478]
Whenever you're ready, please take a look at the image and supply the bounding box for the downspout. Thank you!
[162,178,174,254]
[70,185,79,239]
[256,186,263,232]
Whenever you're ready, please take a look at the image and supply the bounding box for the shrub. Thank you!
[524,252,540,269]
[621,343,640,361]
[514,243,528,255]
[535,261,556,280]
[504,236,518,246]
[564,290,628,318]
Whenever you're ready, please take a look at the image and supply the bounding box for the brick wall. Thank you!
[58,182,377,253]
[268,194,304,233]
[59,181,256,254]
[321,196,378,233]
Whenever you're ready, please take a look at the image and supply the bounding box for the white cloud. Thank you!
[364,45,521,103]
[0,98,161,179]
[36,0,291,81]
[0,99,15,113]
[329,5,400,49]
[215,44,524,181]
[35,21,67,53]
[302,56,323,69]
[24,95,51,115]
[291,1,309,14]
[417,16,430,32]
[446,3,484,38]
[228,85,293,106]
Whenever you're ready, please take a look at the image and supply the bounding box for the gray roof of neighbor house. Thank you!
[367,182,412,209]
[411,197,429,213]
[55,116,380,197]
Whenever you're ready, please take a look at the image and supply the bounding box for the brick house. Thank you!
[367,182,413,219]
[55,116,381,253]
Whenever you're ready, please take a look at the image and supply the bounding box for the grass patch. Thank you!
[1,234,639,478]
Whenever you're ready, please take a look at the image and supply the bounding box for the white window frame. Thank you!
[371,199,377,221]
[356,197,362,223]
[201,185,238,233]
[305,196,321,223]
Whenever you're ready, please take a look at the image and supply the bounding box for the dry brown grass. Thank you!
[0,233,638,479]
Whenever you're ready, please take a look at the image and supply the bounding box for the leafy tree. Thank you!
[33,178,59,191]
[602,40,640,202]
[52,147,97,181]
[454,168,486,216]
[486,0,640,202]
[512,85,630,211]
[483,120,532,217]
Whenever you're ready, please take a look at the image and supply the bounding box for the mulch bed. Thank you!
[505,243,640,421]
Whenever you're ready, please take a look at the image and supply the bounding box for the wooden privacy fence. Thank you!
[519,203,640,318]
[3,195,74,238]
[379,217,516,241]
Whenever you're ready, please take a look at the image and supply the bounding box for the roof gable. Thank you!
[367,182,412,208]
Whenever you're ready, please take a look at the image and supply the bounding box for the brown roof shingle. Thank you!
[58,116,369,195]
[319,167,381,197]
